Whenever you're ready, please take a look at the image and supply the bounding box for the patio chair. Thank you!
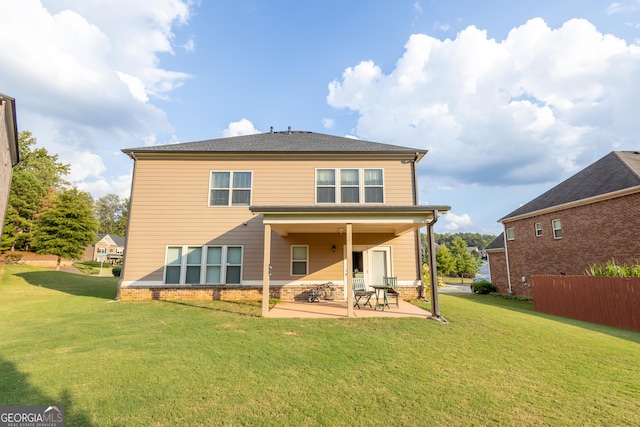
[383,276,399,308]
[353,278,373,309]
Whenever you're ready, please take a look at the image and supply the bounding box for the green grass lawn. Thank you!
[1,264,639,426]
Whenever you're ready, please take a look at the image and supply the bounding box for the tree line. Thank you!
[1,131,128,264]
[422,232,497,281]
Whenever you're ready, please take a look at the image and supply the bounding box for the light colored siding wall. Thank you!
[123,157,418,283]
[252,158,414,205]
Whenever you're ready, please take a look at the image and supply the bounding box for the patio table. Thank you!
[372,285,392,311]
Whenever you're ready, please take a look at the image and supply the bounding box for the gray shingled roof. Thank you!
[485,233,504,250]
[122,130,426,156]
[501,151,640,221]
[97,233,125,246]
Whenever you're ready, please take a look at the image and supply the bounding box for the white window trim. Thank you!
[506,227,515,240]
[291,245,309,276]
[164,244,244,285]
[208,170,253,207]
[534,222,542,237]
[552,219,563,239]
[315,168,384,204]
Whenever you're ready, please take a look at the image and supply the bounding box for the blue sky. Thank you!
[1,0,640,235]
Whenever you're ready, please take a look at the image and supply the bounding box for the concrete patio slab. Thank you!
[267,300,432,319]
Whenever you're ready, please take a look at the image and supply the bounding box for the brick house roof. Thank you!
[485,233,505,250]
[501,151,640,221]
[122,130,426,157]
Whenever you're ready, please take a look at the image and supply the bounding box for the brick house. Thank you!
[118,130,450,317]
[487,151,640,296]
[0,93,19,233]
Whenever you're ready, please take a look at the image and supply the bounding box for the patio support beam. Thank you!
[428,212,441,319]
[262,223,272,317]
[346,223,354,318]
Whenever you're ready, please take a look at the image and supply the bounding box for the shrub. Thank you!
[471,280,495,294]
[112,266,122,277]
[4,254,22,264]
[587,259,640,277]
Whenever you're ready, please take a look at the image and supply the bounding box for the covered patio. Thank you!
[269,299,433,319]
[250,205,450,318]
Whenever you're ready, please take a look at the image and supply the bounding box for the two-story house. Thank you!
[119,130,449,317]
[93,234,125,264]
[487,151,640,296]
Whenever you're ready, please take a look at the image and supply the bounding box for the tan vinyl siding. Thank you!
[123,156,419,284]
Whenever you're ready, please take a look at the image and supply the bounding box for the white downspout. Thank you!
[503,225,513,294]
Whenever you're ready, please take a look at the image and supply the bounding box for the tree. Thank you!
[95,194,122,234]
[31,188,98,268]
[435,244,455,277]
[113,197,129,236]
[0,171,46,251]
[1,131,70,250]
[449,236,480,282]
[435,232,497,250]
[15,131,70,189]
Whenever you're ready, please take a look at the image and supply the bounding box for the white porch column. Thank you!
[346,223,354,318]
[262,223,272,317]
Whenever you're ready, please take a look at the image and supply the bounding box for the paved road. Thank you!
[439,283,472,293]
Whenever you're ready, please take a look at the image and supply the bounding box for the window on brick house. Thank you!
[552,219,563,239]
[506,228,514,240]
[534,223,542,237]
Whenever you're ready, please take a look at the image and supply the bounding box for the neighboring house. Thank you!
[488,151,640,296]
[0,93,19,233]
[93,234,125,264]
[119,130,450,317]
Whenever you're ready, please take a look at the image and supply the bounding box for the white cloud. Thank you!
[322,118,335,129]
[76,173,133,200]
[441,212,472,231]
[328,18,640,188]
[0,0,194,198]
[66,150,106,182]
[222,119,261,137]
[607,1,640,15]
[182,37,196,52]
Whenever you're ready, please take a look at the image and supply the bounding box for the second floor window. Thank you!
[552,219,563,239]
[316,168,384,204]
[534,222,542,237]
[209,171,252,206]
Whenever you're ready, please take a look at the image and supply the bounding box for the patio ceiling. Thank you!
[250,205,450,237]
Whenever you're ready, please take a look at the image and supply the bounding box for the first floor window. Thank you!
[552,219,563,239]
[165,245,244,284]
[165,246,182,284]
[291,245,308,276]
[506,228,515,240]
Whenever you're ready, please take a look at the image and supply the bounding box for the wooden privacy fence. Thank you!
[531,275,640,332]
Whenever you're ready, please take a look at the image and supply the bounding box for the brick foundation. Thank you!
[119,283,421,302]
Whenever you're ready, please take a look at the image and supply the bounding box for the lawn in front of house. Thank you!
[1,264,639,426]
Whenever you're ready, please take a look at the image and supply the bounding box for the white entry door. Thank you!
[343,246,391,295]
[371,248,390,287]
